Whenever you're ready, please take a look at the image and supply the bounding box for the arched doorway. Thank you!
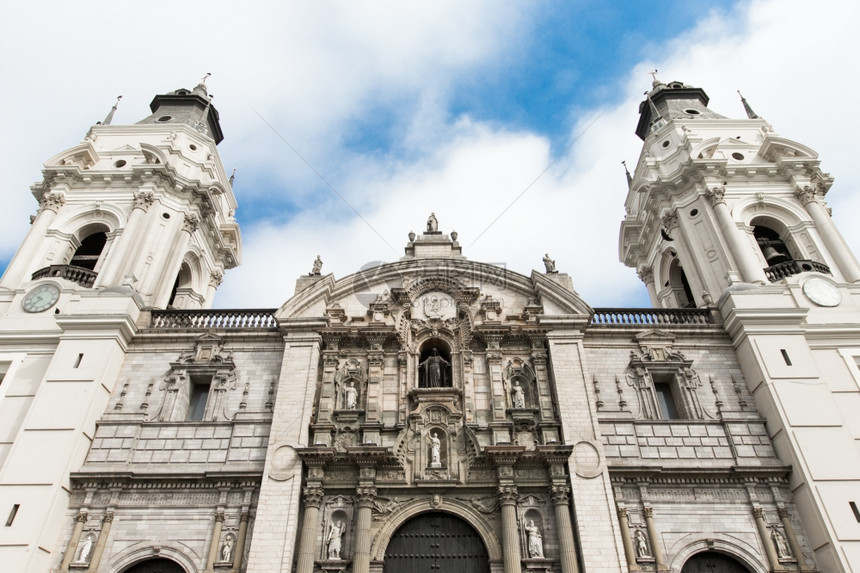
[121,557,186,573]
[681,551,753,573]
[384,512,489,573]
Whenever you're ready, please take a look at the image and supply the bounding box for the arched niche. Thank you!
[417,339,453,388]
[167,254,205,309]
[658,250,695,308]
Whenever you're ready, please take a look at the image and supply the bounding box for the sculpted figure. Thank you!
[429,431,441,466]
[511,380,525,408]
[772,527,791,558]
[311,255,323,275]
[220,535,234,562]
[344,380,358,409]
[419,348,450,388]
[543,253,556,273]
[75,535,94,563]
[635,528,650,558]
[327,519,345,560]
[427,212,438,232]
[525,520,544,558]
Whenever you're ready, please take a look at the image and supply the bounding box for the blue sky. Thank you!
[1,1,858,309]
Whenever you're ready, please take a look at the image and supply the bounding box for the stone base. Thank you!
[522,557,554,573]
[318,558,351,573]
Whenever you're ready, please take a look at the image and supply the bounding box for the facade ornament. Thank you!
[302,486,325,508]
[524,520,544,558]
[794,185,818,205]
[542,253,557,273]
[637,267,654,284]
[428,431,442,467]
[326,519,346,560]
[214,511,225,523]
[550,485,571,506]
[461,495,500,514]
[706,185,726,206]
[426,212,438,232]
[511,380,526,408]
[132,190,155,211]
[220,534,234,562]
[634,528,651,558]
[408,231,416,241]
[182,213,199,234]
[344,380,358,409]
[771,527,791,558]
[497,484,518,504]
[41,191,66,213]
[356,486,377,507]
[661,210,679,231]
[209,269,224,287]
[311,255,323,275]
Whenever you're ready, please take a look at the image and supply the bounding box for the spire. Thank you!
[737,90,759,119]
[98,95,123,126]
[622,160,632,189]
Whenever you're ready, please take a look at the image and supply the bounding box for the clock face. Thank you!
[802,278,841,307]
[22,284,60,313]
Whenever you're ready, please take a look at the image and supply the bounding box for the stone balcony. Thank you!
[764,259,831,282]
[31,264,97,288]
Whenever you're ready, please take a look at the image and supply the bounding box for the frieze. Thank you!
[118,491,220,507]
[458,495,500,514]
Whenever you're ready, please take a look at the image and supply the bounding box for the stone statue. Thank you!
[427,212,438,232]
[75,534,94,564]
[543,253,556,273]
[311,255,323,275]
[327,519,345,560]
[511,380,525,408]
[771,527,791,558]
[419,349,450,388]
[220,535,234,562]
[429,431,441,467]
[635,528,650,558]
[525,520,544,558]
[344,380,358,409]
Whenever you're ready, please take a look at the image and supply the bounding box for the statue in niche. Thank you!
[511,380,526,408]
[419,349,450,388]
[635,529,650,558]
[311,255,323,275]
[220,535,234,562]
[428,431,442,467]
[327,519,346,560]
[427,212,438,232]
[771,527,791,558]
[75,534,95,564]
[344,380,358,409]
[525,520,544,558]
[543,253,556,273]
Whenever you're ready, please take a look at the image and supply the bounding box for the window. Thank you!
[186,374,212,421]
[70,232,107,271]
[654,379,680,420]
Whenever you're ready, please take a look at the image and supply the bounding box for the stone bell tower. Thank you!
[0,82,240,572]
[620,78,860,571]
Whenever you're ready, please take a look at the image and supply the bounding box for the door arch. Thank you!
[384,512,490,573]
[681,551,753,573]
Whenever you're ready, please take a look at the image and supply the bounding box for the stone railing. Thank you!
[31,264,97,288]
[149,309,278,330]
[764,259,831,282]
[591,308,713,326]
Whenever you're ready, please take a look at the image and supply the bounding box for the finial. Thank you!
[98,95,122,126]
[229,168,236,186]
[737,90,759,119]
[649,69,662,88]
[200,72,211,85]
[622,160,633,189]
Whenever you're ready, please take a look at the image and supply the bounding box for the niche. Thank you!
[418,339,453,388]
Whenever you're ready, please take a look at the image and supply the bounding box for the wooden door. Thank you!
[384,512,489,573]
[681,551,753,573]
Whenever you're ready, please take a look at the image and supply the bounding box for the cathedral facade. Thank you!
[0,79,857,573]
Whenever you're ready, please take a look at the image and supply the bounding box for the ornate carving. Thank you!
[661,210,679,231]
[214,511,225,523]
[706,185,726,206]
[209,269,224,287]
[356,486,377,507]
[102,512,114,524]
[752,506,764,519]
[550,485,571,506]
[133,190,155,211]
[459,495,500,514]
[182,213,200,233]
[497,485,518,504]
[41,191,66,213]
[303,486,325,507]
[794,185,817,205]
[75,512,89,523]
[637,267,654,284]
[616,506,628,520]
[643,506,653,519]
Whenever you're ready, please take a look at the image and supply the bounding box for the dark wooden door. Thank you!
[681,551,752,573]
[122,557,186,573]
[384,512,490,573]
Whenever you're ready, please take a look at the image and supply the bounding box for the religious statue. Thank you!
[525,520,544,558]
[428,431,441,467]
[419,348,450,388]
[311,255,323,275]
[635,528,650,558]
[327,519,345,560]
[543,253,557,273]
[511,380,525,409]
[220,535,234,562]
[771,527,791,558]
[344,380,358,409]
[427,212,438,232]
[75,534,94,564]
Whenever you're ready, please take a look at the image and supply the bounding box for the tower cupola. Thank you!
[136,79,224,143]
[635,81,726,140]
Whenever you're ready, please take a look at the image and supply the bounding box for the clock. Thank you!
[802,277,841,307]
[22,284,60,313]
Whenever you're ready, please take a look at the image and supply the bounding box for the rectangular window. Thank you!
[654,380,680,420]
[186,375,211,421]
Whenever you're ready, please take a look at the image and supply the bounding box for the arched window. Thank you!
[70,231,107,271]
[665,257,695,308]
[753,224,793,267]
[168,263,193,308]
[418,339,452,388]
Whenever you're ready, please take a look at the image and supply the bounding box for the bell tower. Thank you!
[620,79,860,571]
[0,80,241,309]
[0,82,240,572]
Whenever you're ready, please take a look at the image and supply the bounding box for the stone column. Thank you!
[795,186,860,282]
[231,511,250,573]
[84,511,114,573]
[204,511,225,572]
[752,507,785,572]
[637,267,659,308]
[152,212,197,306]
[354,485,377,573]
[498,484,522,573]
[777,507,807,571]
[707,186,769,284]
[59,511,88,571]
[616,507,640,572]
[295,487,324,573]
[642,507,667,571]
[551,485,581,573]
[204,269,224,308]
[98,190,154,286]
[1,190,64,289]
